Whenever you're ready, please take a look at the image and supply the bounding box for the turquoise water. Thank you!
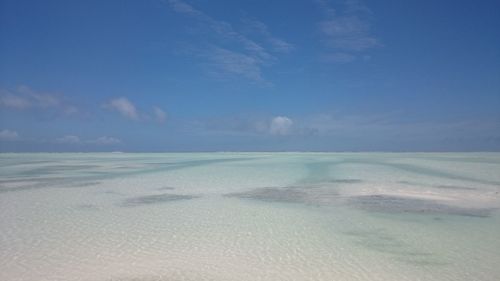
[1,153,499,281]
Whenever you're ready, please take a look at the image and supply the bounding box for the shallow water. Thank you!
[1,153,500,281]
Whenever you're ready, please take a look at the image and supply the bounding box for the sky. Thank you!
[1,0,499,152]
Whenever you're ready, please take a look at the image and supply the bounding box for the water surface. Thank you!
[1,153,499,281]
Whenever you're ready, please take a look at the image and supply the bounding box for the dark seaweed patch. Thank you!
[0,178,101,193]
[395,257,449,266]
[328,179,362,184]
[225,187,309,204]
[433,185,476,191]
[0,178,67,193]
[344,228,441,264]
[226,186,494,217]
[398,181,477,191]
[108,276,191,281]
[397,180,415,185]
[103,190,123,195]
[18,164,100,176]
[285,185,321,189]
[75,204,100,210]
[70,181,101,187]
[225,186,342,206]
[157,186,175,191]
[349,195,493,217]
[119,193,198,207]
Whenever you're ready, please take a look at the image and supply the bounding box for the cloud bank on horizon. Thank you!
[0,0,499,151]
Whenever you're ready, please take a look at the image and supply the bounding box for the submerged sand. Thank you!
[1,153,500,281]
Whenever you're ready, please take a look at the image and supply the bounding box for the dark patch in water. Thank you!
[75,204,100,210]
[226,185,494,218]
[0,178,69,193]
[397,180,415,185]
[349,195,493,217]
[374,162,500,185]
[108,276,188,281]
[225,185,342,206]
[328,179,362,184]
[0,177,104,193]
[342,229,383,238]
[357,239,405,254]
[103,190,123,195]
[285,185,320,189]
[157,186,175,191]
[398,181,477,191]
[433,184,476,191]
[344,228,441,264]
[225,187,309,204]
[18,164,100,176]
[395,257,449,266]
[120,193,198,207]
[339,158,500,185]
[70,181,101,187]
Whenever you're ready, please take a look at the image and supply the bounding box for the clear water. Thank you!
[1,153,499,281]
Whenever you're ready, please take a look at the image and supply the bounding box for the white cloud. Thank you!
[55,135,81,144]
[106,97,139,120]
[90,136,121,145]
[269,116,293,135]
[153,106,167,124]
[0,85,78,114]
[0,129,19,141]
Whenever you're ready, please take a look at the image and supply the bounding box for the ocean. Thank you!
[1,153,499,281]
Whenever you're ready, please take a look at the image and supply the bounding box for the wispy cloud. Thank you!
[168,0,272,61]
[168,0,291,84]
[203,46,265,83]
[321,52,356,63]
[0,85,78,114]
[185,114,295,137]
[105,97,139,120]
[184,111,500,149]
[0,93,31,109]
[55,135,81,144]
[317,0,380,63]
[104,97,168,124]
[55,135,121,145]
[153,106,167,124]
[241,18,294,53]
[291,112,500,150]
[88,136,121,145]
[0,129,19,141]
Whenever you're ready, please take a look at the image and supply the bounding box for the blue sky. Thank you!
[1,0,499,152]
